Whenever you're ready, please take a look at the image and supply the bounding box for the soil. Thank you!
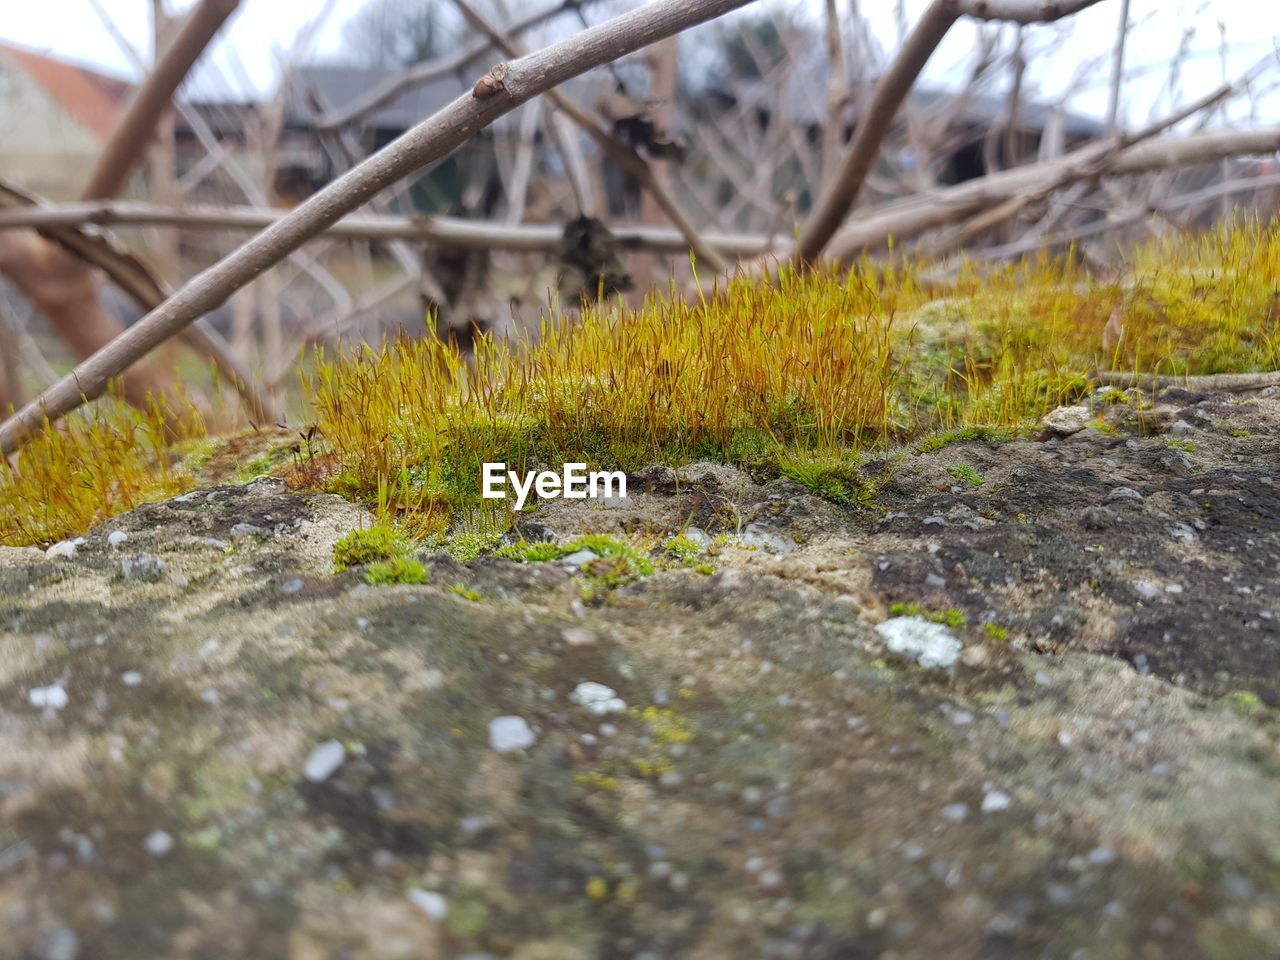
[1,386,1278,959]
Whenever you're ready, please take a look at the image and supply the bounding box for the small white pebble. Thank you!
[107,530,129,548]
[28,683,69,712]
[561,627,597,647]
[120,671,142,687]
[489,715,536,753]
[758,869,782,889]
[45,539,82,560]
[144,830,173,857]
[303,739,346,782]
[981,790,1012,813]
[407,889,448,921]
[940,803,969,823]
[571,681,626,715]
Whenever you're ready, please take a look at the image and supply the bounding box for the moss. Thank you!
[983,622,1009,642]
[574,771,619,792]
[9,220,1280,546]
[451,583,482,602]
[496,540,572,563]
[663,534,704,563]
[364,556,429,586]
[889,602,966,629]
[629,756,672,779]
[234,446,290,483]
[915,426,1019,454]
[1100,388,1131,405]
[332,524,408,572]
[779,452,878,507]
[1222,690,1266,715]
[639,706,693,746]
[0,393,199,546]
[946,463,984,487]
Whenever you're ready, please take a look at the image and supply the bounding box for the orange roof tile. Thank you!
[0,42,133,140]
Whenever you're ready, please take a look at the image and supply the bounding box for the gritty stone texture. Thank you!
[2,398,1280,958]
[1042,404,1091,435]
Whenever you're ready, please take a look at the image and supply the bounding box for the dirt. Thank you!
[1,386,1278,959]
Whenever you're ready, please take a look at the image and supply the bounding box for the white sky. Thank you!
[0,0,1277,125]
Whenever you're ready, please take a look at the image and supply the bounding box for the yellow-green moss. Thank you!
[364,556,429,586]
[7,220,1280,547]
[332,524,409,572]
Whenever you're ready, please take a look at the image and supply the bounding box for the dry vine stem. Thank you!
[2,121,1274,262]
[0,0,250,419]
[451,0,729,272]
[793,0,1110,267]
[315,0,607,131]
[0,0,757,456]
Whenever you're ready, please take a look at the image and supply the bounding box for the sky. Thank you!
[0,0,1277,126]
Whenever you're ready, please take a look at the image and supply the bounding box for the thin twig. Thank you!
[315,0,606,131]
[450,0,728,272]
[794,0,1108,266]
[0,201,777,257]
[82,0,241,201]
[0,0,757,455]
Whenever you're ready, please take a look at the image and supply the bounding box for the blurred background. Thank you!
[1,0,1277,423]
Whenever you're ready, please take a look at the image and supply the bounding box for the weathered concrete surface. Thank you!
[2,388,1279,959]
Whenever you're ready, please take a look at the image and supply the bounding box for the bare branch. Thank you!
[0,179,277,425]
[1105,0,1131,133]
[1095,370,1280,392]
[793,0,1108,266]
[0,202,781,258]
[924,79,1239,256]
[954,0,1112,24]
[82,0,241,201]
[451,0,728,271]
[793,0,959,265]
[826,126,1280,261]
[821,0,849,188]
[316,0,604,131]
[0,0,757,455]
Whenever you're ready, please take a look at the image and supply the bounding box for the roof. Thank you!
[285,65,461,130]
[280,64,607,135]
[0,42,133,140]
[703,70,1106,140]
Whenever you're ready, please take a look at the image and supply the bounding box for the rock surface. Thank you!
[2,390,1280,958]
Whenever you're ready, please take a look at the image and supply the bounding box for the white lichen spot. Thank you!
[489,715,536,753]
[407,889,448,921]
[570,681,626,715]
[982,789,1012,813]
[875,617,962,669]
[303,739,346,782]
[144,829,174,857]
[45,538,84,560]
[28,683,69,712]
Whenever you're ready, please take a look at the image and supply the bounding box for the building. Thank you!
[0,42,133,199]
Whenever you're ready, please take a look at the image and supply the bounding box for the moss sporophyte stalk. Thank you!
[3,219,1279,547]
